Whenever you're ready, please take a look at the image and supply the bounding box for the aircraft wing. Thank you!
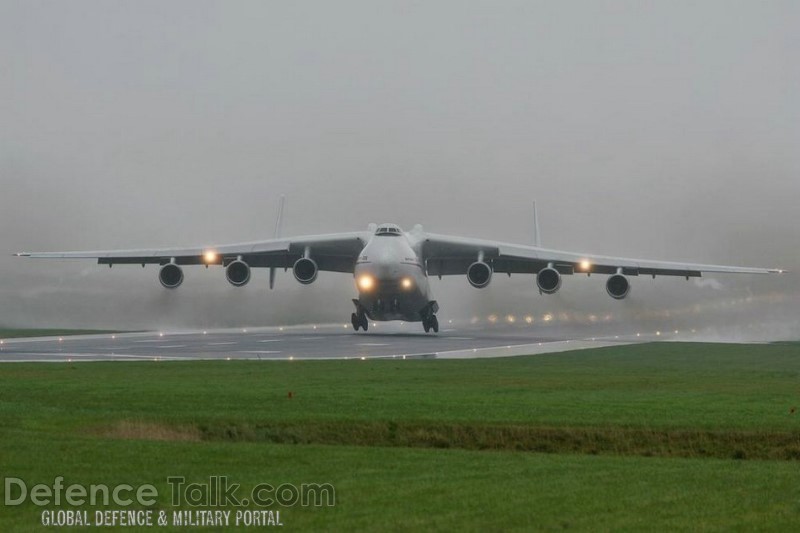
[421,233,784,278]
[16,232,371,274]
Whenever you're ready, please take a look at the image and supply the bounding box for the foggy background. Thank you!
[1,1,798,340]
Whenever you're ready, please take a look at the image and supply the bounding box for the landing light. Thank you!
[579,260,592,271]
[357,275,375,291]
[203,250,218,263]
[401,277,413,290]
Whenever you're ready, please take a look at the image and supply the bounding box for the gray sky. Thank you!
[1,1,798,338]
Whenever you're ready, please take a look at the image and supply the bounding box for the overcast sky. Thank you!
[1,1,798,338]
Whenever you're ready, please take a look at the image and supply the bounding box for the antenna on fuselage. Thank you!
[532,201,542,247]
[269,195,285,289]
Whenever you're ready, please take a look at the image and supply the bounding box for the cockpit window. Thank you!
[375,225,402,236]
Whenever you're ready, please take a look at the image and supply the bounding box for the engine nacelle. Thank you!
[536,267,561,294]
[293,257,318,284]
[159,263,184,289]
[467,261,492,288]
[226,260,251,287]
[606,274,631,300]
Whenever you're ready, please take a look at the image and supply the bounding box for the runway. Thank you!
[0,321,651,363]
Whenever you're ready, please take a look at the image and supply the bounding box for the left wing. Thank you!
[421,233,783,278]
[17,231,370,274]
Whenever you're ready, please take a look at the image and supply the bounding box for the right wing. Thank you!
[16,231,371,274]
[420,233,783,278]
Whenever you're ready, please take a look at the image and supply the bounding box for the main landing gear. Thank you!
[351,312,369,332]
[422,314,439,333]
[420,300,440,334]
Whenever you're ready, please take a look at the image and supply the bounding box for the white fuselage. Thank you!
[353,229,431,322]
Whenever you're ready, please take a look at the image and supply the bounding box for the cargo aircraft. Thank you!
[16,199,784,333]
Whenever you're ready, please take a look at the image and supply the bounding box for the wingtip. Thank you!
[13,252,30,257]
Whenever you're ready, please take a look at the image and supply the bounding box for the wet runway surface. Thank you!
[0,322,645,362]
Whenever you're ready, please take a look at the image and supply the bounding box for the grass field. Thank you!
[1,342,799,531]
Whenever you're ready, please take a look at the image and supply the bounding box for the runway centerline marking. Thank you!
[208,342,237,346]
[239,351,282,354]
[258,339,283,343]
[157,345,187,348]
[357,343,390,347]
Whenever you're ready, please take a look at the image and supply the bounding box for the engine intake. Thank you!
[606,274,630,300]
[293,257,318,284]
[467,261,492,288]
[226,260,251,287]
[536,267,561,294]
[159,263,184,289]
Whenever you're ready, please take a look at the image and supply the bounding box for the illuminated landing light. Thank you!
[525,316,534,324]
[506,314,516,323]
[226,357,231,361]
[313,325,317,330]
[159,332,164,337]
[0,340,4,345]
[636,333,641,337]
[343,324,348,329]
[543,314,553,323]
[487,314,498,324]
[361,357,366,361]
[289,356,294,361]
[357,275,375,291]
[372,323,377,328]
[203,331,208,335]
[58,337,63,342]
[279,327,284,332]
[242,329,248,333]
[674,330,679,334]
[401,277,413,290]
[448,320,453,324]
[203,250,218,264]
[579,260,592,272]
[656,331,661,336]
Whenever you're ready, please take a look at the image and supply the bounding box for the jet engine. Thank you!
[293,257,318,284]
[467,261,492,288]
[159,263,184,289]
[536,266,561,294]
[225,259,251,287]
[606,273,631,300]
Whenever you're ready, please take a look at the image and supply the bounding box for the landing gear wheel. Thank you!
[351,313,360,331]
[430,315,439,333]
[360,315,369,332]
[423,320,431,333]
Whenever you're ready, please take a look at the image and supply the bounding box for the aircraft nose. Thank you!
[374,251,399,278]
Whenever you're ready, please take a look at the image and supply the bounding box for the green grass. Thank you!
[2,342,800,531]
[0,329,129,339]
